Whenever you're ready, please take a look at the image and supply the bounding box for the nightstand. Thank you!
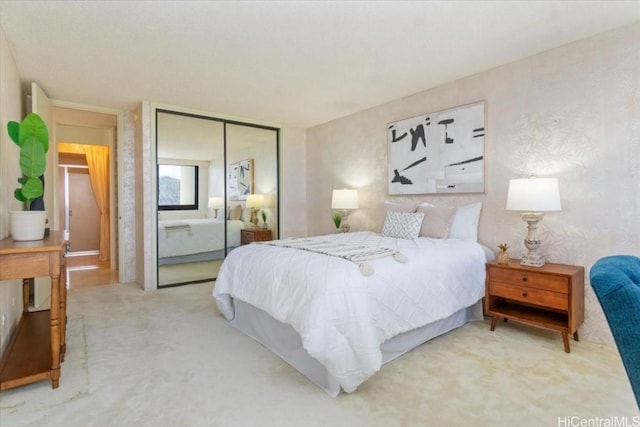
[240,228,272,245]
[485,259,584,353]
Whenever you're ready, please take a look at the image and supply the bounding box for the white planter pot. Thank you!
[10,211,46,241]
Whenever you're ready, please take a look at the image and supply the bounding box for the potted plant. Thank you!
[260,209,268,229]
[8,113,49,241]
[332,212,342,233]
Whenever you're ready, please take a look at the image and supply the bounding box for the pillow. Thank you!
[240,207,252,222]
[448,202,482,241]
[381,211,424,239]
[229,204,242,220]
[384,201,418,214]
[416,205,456,239]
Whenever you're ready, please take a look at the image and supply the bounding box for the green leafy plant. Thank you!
[261,209,267,223]
[332,212,342,229]
[8,113,49,210]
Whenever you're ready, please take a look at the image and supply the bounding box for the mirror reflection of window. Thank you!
[158,164,198,210]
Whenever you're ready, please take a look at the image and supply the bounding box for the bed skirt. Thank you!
[228,298,484,397]
[158,246,240,265]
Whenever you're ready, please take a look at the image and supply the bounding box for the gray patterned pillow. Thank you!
[381,211,424,239]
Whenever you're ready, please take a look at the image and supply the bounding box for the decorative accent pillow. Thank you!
[229,204,242,220]
[416,205,456,239]
[381,212,424,240]
[448,202,483,241]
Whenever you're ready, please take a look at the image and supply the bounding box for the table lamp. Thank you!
[331,189,359,233]
[246,194,264,227]
[506,177,561,267]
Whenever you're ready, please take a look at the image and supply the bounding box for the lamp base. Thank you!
[340,210,351,233]
[519,212,545,267]
[250,208,259,228]
[520,251,545,267]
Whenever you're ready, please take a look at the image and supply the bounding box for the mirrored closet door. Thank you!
[156,109,279,288]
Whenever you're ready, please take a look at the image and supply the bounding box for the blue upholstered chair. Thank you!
[590,255,640,408]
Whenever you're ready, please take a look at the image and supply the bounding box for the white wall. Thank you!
[305,24,640,345]
[0,24,26,354]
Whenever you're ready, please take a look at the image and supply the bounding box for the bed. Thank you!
[214,203,491,395]
[158,218,245,265]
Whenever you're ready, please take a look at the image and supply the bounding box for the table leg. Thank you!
[59,267,67,362]
[22,278,30,314]
[562,332,570,353]
[50,273,61,389]
[573,331,579,341]
[490,316,498,331]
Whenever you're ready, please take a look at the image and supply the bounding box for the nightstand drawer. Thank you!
[490,282,568,311]
[241,229,272,245]
[490,268,569,293]
[241,233,252,245]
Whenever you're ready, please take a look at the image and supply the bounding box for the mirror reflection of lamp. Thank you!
[331,189,359,233]
[506,176,561,267]
[208,197,223,219]
[246,194,264,228]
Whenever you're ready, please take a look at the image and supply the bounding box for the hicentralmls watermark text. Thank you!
[557,416,640,427]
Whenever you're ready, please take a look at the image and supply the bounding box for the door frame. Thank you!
[49,99,124,280]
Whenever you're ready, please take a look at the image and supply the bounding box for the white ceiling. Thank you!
[1,1,638,128]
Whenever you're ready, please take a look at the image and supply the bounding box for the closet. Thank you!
[155,108,279,287]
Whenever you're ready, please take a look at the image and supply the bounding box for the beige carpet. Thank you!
[0,282,637,427]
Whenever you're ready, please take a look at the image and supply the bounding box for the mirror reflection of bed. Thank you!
[155,109,279,288]
[157,214,250,286]
[157,218,238,286]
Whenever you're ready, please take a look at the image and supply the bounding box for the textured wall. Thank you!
[119,111,137,283]
[306,24,639,345]
[0,25,24,355]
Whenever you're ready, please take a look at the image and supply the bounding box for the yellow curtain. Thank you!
[84,145,110,261]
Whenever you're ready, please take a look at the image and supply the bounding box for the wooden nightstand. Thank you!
[485,259,584,353]
[241,228,272,245]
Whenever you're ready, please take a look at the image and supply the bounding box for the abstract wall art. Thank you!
[228,158,254,200]
[388,101,485,194]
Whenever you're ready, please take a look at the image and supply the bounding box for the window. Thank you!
[158,164,198,210]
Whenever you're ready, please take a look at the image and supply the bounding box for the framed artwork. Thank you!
[387,101,485,195]
[228,159,254,200]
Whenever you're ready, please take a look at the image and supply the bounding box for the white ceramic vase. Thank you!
[10,211,46,241]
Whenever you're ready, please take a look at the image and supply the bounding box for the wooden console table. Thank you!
[0,231,68,391]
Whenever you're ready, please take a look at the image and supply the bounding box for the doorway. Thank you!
[56,121,116,290]
[58,146,113,288]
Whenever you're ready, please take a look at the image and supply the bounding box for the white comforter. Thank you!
[213,231,486,393]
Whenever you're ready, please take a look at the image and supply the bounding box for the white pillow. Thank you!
[448,202,482,241]
[384,201,418,213]
[381,211,424,239]
[240,207,252,222]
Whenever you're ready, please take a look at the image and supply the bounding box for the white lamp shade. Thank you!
[332,189,359,210]
[208,197,223,208]
[246,194,264,208]
[506,177,561,212]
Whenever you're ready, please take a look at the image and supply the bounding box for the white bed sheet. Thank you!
[158,219,244,259]
[213,231,487,393]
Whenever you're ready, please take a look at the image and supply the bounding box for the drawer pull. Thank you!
[522,277,528,282]
[522,291,528,297]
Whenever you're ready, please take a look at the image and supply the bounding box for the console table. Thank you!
[0,231,68,391]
